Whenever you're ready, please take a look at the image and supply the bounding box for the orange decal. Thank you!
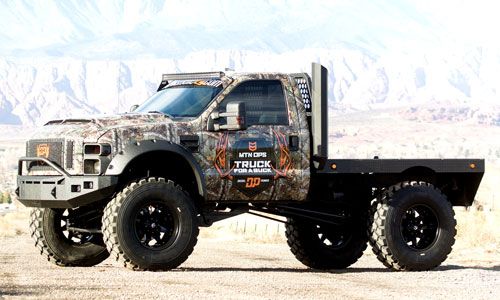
[193,80,207,86]
[36,144,50,158]
[245,177,261,188]
[271,129,292,179]
[214,132,233,179]
[248,141,257,152]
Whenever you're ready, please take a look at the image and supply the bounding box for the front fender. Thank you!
[105,140,206,197]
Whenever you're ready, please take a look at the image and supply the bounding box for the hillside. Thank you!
[0,0,499,126]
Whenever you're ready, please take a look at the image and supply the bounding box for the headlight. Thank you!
[83,143,112,175]
[84,159,100,174]
[84,143,111,156]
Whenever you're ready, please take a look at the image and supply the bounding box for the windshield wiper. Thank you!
[147,111,174,119]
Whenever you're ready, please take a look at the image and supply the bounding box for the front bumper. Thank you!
[17,157,118,208]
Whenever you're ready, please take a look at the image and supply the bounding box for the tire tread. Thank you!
[368,181,456,271]
[102,177,198,271]
[29,208,108,267]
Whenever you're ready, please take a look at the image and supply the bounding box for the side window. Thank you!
[219,80,288,126]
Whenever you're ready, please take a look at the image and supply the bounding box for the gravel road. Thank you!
[0,234,498,300]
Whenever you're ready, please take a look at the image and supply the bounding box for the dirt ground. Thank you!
[0,233,498,300]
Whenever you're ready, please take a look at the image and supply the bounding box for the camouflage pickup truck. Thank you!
[17,63,484,271]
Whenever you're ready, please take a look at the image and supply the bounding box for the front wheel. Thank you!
[102,178,199,271]
[29,207,109,267]
[368,181,456,271]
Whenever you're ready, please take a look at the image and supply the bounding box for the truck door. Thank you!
[202,77,309,202]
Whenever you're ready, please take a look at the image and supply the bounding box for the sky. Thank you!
[0,0,498,59]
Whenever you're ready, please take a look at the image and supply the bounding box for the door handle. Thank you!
[289,135,299,151]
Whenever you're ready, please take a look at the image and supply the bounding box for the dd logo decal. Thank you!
[245,177,261,188]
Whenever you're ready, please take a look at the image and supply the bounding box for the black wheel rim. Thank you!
[400,204,439,250]
[56,209,94,245]
[133,201,178,250]
[315,224,352,250]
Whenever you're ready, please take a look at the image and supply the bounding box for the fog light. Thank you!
[84,159,100,174]
[83,181,94,189]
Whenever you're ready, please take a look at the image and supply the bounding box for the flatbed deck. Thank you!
[317,158,484,174]
[313,158,484,206]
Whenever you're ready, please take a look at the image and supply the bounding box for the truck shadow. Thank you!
[436,265,500,271]
[178,267,391,273]
[179,265,499,273]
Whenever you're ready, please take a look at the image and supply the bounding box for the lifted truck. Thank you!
[17,63,484,271]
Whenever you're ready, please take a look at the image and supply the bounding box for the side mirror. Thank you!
[208,102,246,131]
[129,104,139,112]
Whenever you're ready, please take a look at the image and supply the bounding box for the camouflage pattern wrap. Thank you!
[196,73,310,202]
[26,113,177,176]
[22,72,311,202]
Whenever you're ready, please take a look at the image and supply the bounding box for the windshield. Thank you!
[136,85,222,117]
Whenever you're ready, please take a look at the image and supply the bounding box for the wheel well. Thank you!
[116,151,201,200]
[386,166,475,206]
[401,166,436,182]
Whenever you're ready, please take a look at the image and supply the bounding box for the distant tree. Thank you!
[5,193,12,204]
[1,192,11,204]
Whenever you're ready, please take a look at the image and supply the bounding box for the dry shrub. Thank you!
[200,214,286,243]
[454,208,500,252]
[2,207,497,251]
[204,209,500,248]
[0,207,29,237]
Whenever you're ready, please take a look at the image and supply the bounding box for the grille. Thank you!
[27,139,64,170]
[66,141,74,169]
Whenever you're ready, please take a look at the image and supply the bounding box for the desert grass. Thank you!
[0,206,29,237]
[200,214,287,243]
[1,207,498,250]
[454,208,500,252]
[202,210,500,248]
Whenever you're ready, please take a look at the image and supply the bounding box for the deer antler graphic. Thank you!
[214,132,234,179]
[272,129,292,179]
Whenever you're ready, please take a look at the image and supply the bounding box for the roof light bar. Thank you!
[161,71,225,82]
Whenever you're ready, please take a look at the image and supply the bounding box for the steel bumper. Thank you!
[17,157,118,208]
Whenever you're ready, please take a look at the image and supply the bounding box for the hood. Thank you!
[26,113,177,176]
[46,113,171,130]
[30,113,172,142]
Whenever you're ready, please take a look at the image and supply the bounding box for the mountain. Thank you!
[0,0,499,126]
[1,48,499,126]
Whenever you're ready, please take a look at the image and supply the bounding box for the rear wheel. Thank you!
[285,204,368,269]
[102,177,199,271]
[368,181,456,271]
[29,207,109,267]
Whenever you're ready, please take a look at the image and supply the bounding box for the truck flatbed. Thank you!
[318,158,484,174]
[315,158,484,206]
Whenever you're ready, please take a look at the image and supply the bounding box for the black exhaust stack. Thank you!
[311,63,328,161]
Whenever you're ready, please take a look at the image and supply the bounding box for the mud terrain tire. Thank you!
[368,181,456,271]
[285,211,368,269]
[29,208,109,267]
[102,177,199,271]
